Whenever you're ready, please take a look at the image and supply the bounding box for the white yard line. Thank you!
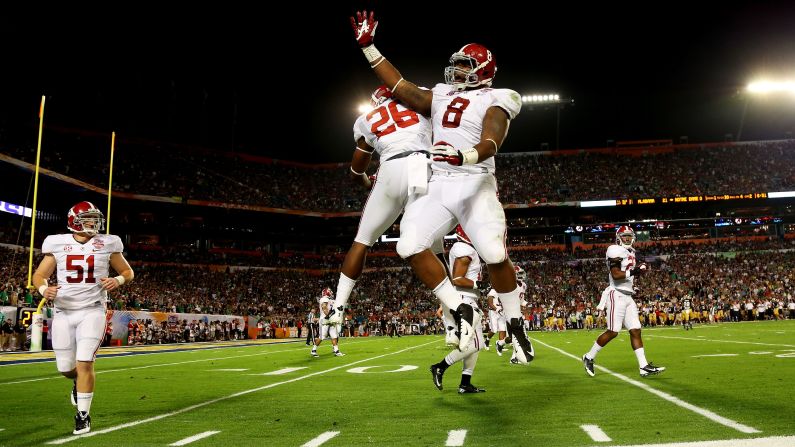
[445,429,467,446]
[46,339,439,444]
[533,339,760,434]
[301,431,340,447]
[2,340,372,386]
[206,369,249,372]
[600,435,795,447]
[690,354,738,358]
[580,424,611,442]
[169,431,220,446]
[248,367,307,375]
[647,334,795,348]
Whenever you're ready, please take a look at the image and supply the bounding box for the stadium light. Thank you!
[521,93,575,150]
[747,80,795,94]
[358,103,373,114]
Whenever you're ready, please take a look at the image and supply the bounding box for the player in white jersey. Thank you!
[327,85,433,326]
[582,226,664,378]
[351,11,534,364]
[430,225,486,394]
[32,201,134,435]
[311,288,344,357]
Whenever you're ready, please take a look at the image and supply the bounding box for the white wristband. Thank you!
[625,269,632,280]
[461,147,479,165]
[38,285,48,296]
[362,45,382,64]
[114,275,126,286]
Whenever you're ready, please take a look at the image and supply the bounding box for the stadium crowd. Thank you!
[3,132,795,211]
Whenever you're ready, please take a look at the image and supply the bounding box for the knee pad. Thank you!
[56,355,76,373]
[396,232,426,259]
[478,242,508,265]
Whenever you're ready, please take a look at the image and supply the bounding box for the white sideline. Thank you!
[169,430,220,446]
[534,339,760,434]
[2,340,372,386]
[599,435,795,447]
[301,431,340,447]
[647,334,795,348]
[581,424,611,442]
[46,339,439,444]
[445,429,467,446]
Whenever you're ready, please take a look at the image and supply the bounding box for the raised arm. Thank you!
[351,10,432,116]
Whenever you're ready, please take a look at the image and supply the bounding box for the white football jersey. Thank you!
[448,241,482,298]
[430,83,522,175]
[318,297,332,319]
[353,97,432,161]
[42,233,123,310]
[606,244,636,293]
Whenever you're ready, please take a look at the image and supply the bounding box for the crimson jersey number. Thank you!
[66,254,96,284]
[442,97,471,128]
[367,102,420,138]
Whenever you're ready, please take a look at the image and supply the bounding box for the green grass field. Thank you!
[2,321,794,446]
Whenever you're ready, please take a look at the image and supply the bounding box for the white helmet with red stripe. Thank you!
[321,287,333,298]
[616,225,635,248]
[67,201,105,236]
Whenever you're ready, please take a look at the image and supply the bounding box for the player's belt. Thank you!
[615,288,635,296]
[385,150,430,162]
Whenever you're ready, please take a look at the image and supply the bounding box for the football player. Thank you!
[327,85,433,326]
[32,201,134,435]
[682,295,693,330]
[430,225,485,394]
[582,226,665,378]
[351,11,534,364]
[311,288,344,357]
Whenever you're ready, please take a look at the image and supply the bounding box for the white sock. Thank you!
[444,349,466,365]
[586,342,602,360]
[433,278,464,311]
[499,286,522,320]
[634,347,648,367]
[496,339,505,348]
[77,392,93,414]
[333,346,339,353]
[334,273,357,309]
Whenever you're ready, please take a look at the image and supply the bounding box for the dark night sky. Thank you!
[1,2,795,162]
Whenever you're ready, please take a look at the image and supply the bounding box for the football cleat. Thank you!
[73,411,91,435]
[484,336,490,350]
[495,341,504,356]
[509,357,520,365]
[326,306,344,326]
[582,354,595,377]
[334,351,345,357]
[640,363,665,377]
[458,384,486,394]
[70,380,78,407]
[310,350,319,358]
[508,318,534,364]
[456,303,481,351]
[430,365,445,390]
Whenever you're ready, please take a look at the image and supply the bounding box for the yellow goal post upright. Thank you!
[27,96,46,351]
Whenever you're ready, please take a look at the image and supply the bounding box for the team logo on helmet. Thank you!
[444,43,497,91]
[514,265,527,282]
[321,287,333,298]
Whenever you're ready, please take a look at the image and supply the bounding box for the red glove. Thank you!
[350,10,378,48]
[430,142,463,166]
